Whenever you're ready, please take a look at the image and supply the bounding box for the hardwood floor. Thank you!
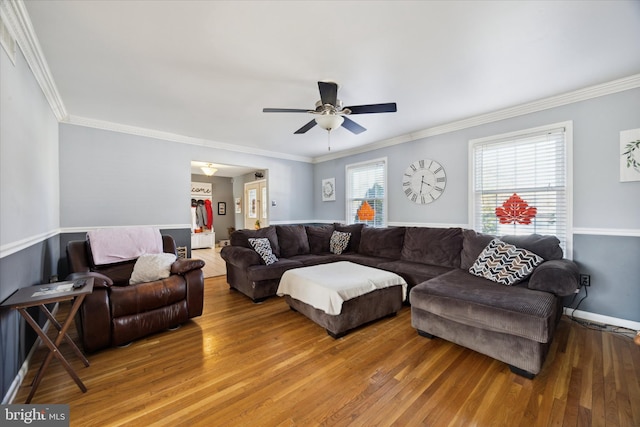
[191,246,226,278]
[14,276,640,426]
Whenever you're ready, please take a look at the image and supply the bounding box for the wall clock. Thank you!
[402,159,446,204]
[322,177,336,201]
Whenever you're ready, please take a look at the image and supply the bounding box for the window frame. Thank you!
[345,157,388,227]
[468,121,573,258]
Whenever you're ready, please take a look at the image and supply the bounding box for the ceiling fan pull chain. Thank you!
[327,131,331,151]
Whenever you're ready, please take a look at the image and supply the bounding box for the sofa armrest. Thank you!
[66,271,113,290]
[220,246,263,268]
[171,258,205,275]
[528,259,579,297]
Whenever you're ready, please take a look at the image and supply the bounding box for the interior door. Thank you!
[244,179,268,229]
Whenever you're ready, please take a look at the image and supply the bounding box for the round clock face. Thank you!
[323,181,334,198]
[402,159,447,204]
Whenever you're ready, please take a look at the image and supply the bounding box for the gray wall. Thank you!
[1,46,60,400]
[59,124,314,229]
[314,88,640,323]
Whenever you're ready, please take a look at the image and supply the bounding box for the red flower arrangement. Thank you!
[495,193,537,225]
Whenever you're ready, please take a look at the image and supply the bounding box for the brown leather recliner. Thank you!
[66,235,205,352]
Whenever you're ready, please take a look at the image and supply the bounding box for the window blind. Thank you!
[472,127,569,252]
[346,158,386,227]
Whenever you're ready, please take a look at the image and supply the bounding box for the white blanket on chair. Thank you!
[87,227,164,265]
[277,261,407,315]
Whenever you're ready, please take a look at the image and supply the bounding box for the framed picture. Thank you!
[235,197,242,214]
[322,177,336,202]
[218,202,226,215]
[620,128,640,182]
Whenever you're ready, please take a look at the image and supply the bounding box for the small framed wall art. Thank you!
[235,198,242,214]
[620,128,640,182]
[218,202,226,215]
[322,178,336,202]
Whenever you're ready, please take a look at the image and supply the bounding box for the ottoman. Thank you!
[277,261,407,338]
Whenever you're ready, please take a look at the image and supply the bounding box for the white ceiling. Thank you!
[23,0,640,160]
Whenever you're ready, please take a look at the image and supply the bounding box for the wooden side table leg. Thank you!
[20,305,87,403]
[39,302,90,367]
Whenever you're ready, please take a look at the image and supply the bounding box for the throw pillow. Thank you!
[329,231,351,255]
[129,253,177,285]
[249,237,278,265]
[469,239,544,286]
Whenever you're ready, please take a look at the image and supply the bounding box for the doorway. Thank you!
[244,179,268,229]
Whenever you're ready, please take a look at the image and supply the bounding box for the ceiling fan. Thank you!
[263,81,397,135]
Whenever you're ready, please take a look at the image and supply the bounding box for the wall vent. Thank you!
[0,13,16,65]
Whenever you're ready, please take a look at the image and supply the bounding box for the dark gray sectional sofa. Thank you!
[220,223,579,377]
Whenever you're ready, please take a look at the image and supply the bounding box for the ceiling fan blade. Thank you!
[341,117,366,134]
[344,103,397,114]
[294,119,317,134]
[318,81,338,106]
[263,108,310,113]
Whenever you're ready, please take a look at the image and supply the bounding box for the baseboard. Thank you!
[563,307,640,331]
[1,303,59,404]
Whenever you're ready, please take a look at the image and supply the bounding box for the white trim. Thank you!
[573,228,640,237]
[0,228,60,259]
[563,308,640,332]
[0,0,67,121]
[0,225,193,259]
[314,74,640,163]
[2,303,59,404]
[60,224,191,234]
[64,115,313,164]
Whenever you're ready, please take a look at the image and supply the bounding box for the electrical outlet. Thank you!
[580,274,591,287]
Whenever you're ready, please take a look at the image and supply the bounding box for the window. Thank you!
[346,158,387,227]
[470,122,572,256]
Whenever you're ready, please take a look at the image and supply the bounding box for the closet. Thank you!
[191,181,215,249]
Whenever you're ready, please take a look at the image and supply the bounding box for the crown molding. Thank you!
[313,73,640,163]
[63,115,313,164]
[573,227,640,238]
[0,0,67,121]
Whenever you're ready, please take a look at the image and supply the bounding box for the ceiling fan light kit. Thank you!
[201,164,218,176]
[263,81,397,150]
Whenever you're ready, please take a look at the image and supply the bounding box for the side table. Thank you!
[1,278,94,403]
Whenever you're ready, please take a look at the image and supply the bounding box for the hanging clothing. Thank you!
[204,199,213,229]
[196,201,206,229]
[191,206,197,231]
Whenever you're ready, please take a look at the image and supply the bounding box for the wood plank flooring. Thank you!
[14,276,640,426]
[191,246,226,278]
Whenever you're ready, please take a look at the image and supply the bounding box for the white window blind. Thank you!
[471,126,570,254]
[346,158,387,227]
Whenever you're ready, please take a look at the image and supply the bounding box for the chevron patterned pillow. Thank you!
[469,238,544,286]
[249,237,278,265]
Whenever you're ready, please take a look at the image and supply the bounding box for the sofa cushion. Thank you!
[410,269,557,343]
[288,253,342,266]
[358,227,405,259]
[249,238,278,265]
[334,223,365,253]
[129,253,177,284]
[501,234,563,261]
[330,231,351,255]
[230,226,280,257]
[306,224,335,254]
[276,225,310,258]
[460,229,496,270]
[401,227,462,268]
[246,259,304,282]
[377,260,453,288]
[469,239,544,286]
[111,274,187,317]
